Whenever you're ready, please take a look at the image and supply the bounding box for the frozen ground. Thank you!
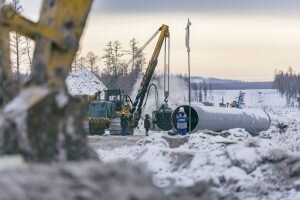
[91,89,300,200]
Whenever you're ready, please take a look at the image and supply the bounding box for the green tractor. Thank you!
[88,90,131,135]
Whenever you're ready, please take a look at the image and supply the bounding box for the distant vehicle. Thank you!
[229,91,245,109]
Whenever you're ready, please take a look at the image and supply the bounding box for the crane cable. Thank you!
[141,83,160,114]
[164,37,170,103]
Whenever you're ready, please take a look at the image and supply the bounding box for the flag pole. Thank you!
[188,46,191,133]
[186,18,192,133]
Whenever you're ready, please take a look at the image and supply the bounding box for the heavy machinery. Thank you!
[88,24,173,135]
[88,89,132,135]
[128,24,173,132]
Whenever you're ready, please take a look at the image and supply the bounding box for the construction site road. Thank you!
[88,135,146,150]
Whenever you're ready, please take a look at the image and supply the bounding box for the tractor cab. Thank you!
[88,89,132,135]
[104,90,123,112]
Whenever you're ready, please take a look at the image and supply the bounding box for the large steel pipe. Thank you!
[171,105,271,134]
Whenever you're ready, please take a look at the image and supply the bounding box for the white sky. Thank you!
[18,0,300,81]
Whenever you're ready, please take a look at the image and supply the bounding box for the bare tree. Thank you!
[78,56,86,70]
[128,38,144,72]
[193,84,198,102]
[113,41,125,79]
[274,67,300,107]
[102,41,114,74]
[85,51,99,73]
[203,81,208,102]
[101,39,145,93]
[9,0,26,81]
[24,37,33,72]
[128,38,145,74]
[123,38,145,93]
[102,41,125,89]
[199,83,203,102]
[71,48,82,72]
[129,38,137,72]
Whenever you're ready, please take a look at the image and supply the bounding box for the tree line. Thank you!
[7,0,147,95]
[176,74,212,102]
[190,81,212,102]
[9,0,146,94]
[8,0,33,81]
[71,39,146,95]
[273,67,300,107]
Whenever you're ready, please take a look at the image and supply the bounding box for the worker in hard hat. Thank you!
[176,107,188,135]
[120,112,129,136]
[144,114,151,136]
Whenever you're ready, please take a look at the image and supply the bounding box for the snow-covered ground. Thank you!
[94,89,300,199]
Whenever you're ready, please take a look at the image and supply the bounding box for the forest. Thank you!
[273,67,300,107]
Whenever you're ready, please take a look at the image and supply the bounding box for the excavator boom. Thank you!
[129,24,170,128]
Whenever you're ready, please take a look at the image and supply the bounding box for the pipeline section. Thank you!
[171,105,271,134]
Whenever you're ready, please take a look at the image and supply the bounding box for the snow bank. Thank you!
[0,156,25,171]
[96,128,300,199]
[94,89,300,200]
[66,70,107,96]
[0,161,166,200]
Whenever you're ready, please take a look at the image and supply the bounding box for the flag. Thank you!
[185,18,192,52]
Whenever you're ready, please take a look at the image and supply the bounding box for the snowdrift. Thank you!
[66,70,107,97]
[95,90,300,200]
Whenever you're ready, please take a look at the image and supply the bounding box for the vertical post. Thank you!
[188,51,191,133]
[0,0,14,107]
[186,19,192,133]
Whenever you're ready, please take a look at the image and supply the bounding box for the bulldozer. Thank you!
[88,24,173,135]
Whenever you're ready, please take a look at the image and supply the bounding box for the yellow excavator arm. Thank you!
[129,24,170,128]
[0,0,93,86]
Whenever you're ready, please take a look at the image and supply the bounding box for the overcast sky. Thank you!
[17,0,300,81]
[93,0,300,14]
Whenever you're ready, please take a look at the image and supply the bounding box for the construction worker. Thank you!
[120,112,129,136]
[144,114,151,136]
[176,107,188,135]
